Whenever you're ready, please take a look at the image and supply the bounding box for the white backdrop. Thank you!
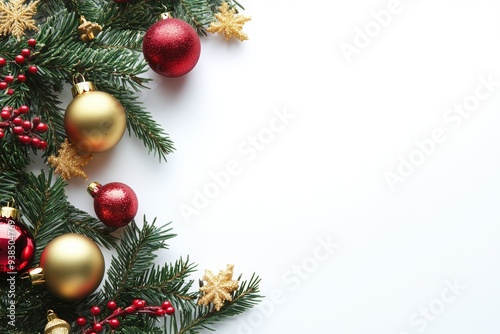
[62,0,500,333]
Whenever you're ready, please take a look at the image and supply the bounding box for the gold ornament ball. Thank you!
[44,310,70,334]
[64,90,126,153]
[40,233,105,300]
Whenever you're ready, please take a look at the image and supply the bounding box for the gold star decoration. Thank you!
[206,2,251,41]
[78,16,102,43]
[198,264,239,311]
[47,139,92,181]
[0,0,39,40]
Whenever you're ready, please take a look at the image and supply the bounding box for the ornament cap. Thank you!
[160,12,173,20]
[71,74,97,97]
[87,181,102,197]
[23,267,45,285]
[1,201,20,220]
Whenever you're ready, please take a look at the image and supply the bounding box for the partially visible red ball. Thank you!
[88,182,138,228]
[143,18,201,78]
[0,212,35,276]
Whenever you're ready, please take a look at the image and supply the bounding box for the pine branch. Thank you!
[171,274,263,334]
[16,169,69,263]
[66,204,119,250]
[96,82,175,162]
[131,257,198,307]
[101,218,176,303]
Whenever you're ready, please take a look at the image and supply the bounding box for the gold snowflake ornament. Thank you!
[48,139,93,181]
[0,0,39,40]
[207,2,251,41]
[198,264,239,311]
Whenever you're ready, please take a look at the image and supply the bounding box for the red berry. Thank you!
[0,82,7,90]
[133,299,146,309]
[108,319,120,329]
[76,317,87,326]
[155,309,166,317]
[31,137,40,148]
[125,305,136,314]
[161,301,172,310]
[21,49,31,57]
[0,110,10,120]
[15,55,25,65]
[93,323,103,332]
[12,117,22,126]
[4,75,14,83]
[27,38,36,47]
[27,65,37,74]
[18,105,29,114]
[32,117,40,125]
[18,135,31,145]
[90,306,101,316]
[0,129,4,139]
[17,74,26,83]
[38,140,47,150]
[35,122,48,133]
[107,300,117,311]
[6,88,14,95]
[22,120,31,130]
[165,306,175,315]
[0,58,6,67]
[12,126,23,135]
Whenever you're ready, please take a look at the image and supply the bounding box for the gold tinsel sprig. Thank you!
[47,139,92,181]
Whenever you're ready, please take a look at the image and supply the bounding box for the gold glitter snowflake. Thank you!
[198,264,239,311]
[207,2,251,41]
[0,0,39,40]
[48,139,92,181]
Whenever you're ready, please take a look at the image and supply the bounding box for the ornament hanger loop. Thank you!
[72,73,87,85]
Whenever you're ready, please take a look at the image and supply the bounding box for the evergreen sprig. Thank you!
[0,0,260,333]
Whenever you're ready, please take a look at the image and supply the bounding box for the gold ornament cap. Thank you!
[87,181,102,197]
[44,310,70,334]
[1,202,20,220]
[24,267,45,285]
[71,74,97,98]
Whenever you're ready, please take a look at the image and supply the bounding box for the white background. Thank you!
[62,0,500,333]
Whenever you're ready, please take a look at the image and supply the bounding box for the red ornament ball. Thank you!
[0,206,35,276]
[142,18,201,78]
[88,182,138,227]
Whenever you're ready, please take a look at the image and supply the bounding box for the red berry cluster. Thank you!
[0,38,38,96]
[0,105,48,149]
[76,299,175,333]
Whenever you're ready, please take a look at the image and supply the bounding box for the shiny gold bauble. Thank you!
[39,233,105,300]
[64,80,126,153]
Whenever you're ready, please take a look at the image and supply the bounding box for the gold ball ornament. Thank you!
[27,233,105,300]
[44,310,70,334]
[64,76,126,153]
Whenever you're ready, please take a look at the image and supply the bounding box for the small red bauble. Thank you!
[142,18,201,78]
[87,182,138,227]
[0,204,35,276]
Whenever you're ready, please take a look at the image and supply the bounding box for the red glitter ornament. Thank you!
[142,17,201,78]
[87,182,138,227]
[0,203,35,276]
